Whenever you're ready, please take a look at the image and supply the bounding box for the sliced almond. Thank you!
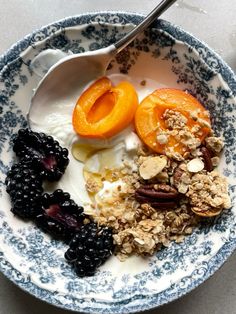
[177,182,189,194]
[139,156,167,180]
[186,158,204,173]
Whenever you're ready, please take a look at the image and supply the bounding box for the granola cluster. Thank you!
[156,109,210,160]
[187,171,231,217]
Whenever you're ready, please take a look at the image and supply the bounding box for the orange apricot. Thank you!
[135,88,211,156]
[72,77,138,138]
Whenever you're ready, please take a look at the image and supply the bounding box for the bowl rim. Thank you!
[0,10,236,314]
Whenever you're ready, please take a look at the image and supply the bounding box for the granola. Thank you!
[83,107,230,260]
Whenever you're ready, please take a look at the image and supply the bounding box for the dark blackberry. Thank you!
[13,128,69,181]
[5,160,43,219]
[35,189,86,241]
[65,222,114,277]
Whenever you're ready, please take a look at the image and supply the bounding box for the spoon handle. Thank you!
[114,0,177,53]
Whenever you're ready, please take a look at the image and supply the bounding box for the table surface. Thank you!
[0,0,236,313]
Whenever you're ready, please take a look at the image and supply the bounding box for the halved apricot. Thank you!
[73,77,138,138]
[135,88,211,156]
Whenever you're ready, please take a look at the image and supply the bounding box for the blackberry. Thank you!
[5,160,43,219]
[65,222,114,277]
[13,128,69,181]
[35,189,86,241]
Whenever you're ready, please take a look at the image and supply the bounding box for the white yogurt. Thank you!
[94,179,124,207]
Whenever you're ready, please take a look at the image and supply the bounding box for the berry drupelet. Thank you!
[65,222,114,277]
[13,128,69,181]
[5,160,43,219]
[35,189,86,241]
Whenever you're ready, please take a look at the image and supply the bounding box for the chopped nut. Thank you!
[139,156,167,180]
[177,182,189,194]
[173,167,183,185]
[201,146,213,171]
[186,158,204,173]
[173,167,191,194]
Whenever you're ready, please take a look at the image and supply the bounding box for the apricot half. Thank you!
[73,77,138,138]
[135,88,211,156]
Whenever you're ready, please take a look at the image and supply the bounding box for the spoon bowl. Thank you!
[28,47,114,125]
[28,0,177,125]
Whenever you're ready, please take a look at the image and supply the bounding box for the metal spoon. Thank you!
[28,0,177,125]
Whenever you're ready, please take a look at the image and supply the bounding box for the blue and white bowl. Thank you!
[0,12,236,314]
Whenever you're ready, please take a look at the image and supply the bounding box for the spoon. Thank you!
[28,0,177,126]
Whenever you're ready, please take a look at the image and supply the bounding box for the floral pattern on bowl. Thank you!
[0,12,236,314]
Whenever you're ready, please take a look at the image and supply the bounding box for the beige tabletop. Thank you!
[0,1,236,313]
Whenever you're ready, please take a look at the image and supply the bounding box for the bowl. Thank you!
[0,12,236,314]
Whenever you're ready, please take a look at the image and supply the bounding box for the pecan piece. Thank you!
[173,167,184,188]
[135,184,179,209]
[201,146,213,172]
[136,184,178,199]
[135,194,176,209]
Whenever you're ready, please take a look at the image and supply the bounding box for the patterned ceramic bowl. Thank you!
[0,12,236,314]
